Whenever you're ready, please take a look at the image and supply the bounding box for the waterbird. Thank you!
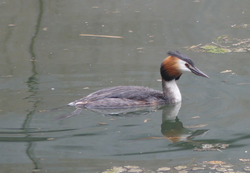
[68,51,209,109]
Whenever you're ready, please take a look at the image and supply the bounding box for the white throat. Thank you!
[162,79,182,103]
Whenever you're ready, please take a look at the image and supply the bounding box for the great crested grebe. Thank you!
[68,51,209,109]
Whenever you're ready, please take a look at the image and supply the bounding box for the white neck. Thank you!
[162,79,182,103]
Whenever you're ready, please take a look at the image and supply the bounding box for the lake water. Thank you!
[0,0,250,172]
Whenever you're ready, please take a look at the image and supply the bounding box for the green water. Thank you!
[0,0,250,172]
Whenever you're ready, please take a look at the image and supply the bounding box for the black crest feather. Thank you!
[167,51,194,66]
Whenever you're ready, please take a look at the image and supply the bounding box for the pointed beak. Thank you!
[189,66,209,78]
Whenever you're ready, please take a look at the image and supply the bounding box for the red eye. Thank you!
[185,64,189,68]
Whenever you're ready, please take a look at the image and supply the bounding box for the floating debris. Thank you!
[194,143,229,151]
[79,34,123,39]
[47,138,55,141]
[136,47,144,50]
[192,167,204,171]
[215,167,228,172]
[240,159,250,162]
[136,47,144,53]
[124,166,140,169]
[143,118,151,123]
[231,23,249,29]
[38,110,47,113]
[186,123,208,128]
[185,35,250,53]
[8,24,15,27]
[98,122,108,125]
[221,164,233,168]
[102,166,127,173]
[102,166,143,173]
[174,165,187,171]
[237,83,250,85]
[220,70,233,73]
[103,159,250,173]
[191,116,200,119]
[244,166,250,171]
[200,44,231,53]
[157,167,171,171]
[204,160,226,165]
[42,27,48,31]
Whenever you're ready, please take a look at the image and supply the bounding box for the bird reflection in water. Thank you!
[86,102,209,144]
[59,101,208,144]
[161,103,208,143]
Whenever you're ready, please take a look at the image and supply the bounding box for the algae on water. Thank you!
[200,44,231,54]
[185,35,250,54]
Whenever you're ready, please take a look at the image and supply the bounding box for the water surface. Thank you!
[0,0,250,172]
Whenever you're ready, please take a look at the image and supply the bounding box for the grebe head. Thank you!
[160,51,209,81]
